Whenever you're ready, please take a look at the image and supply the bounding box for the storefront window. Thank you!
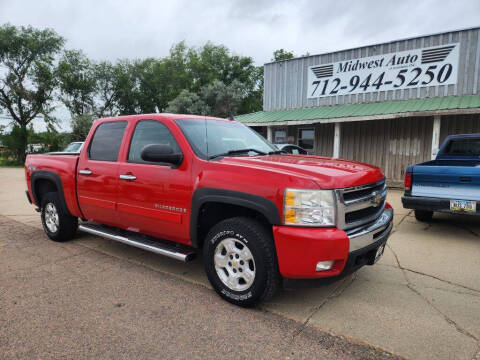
[298,128,315,150]
[274,129,287,143]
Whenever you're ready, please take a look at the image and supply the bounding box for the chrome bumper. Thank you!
[346,208,393,252]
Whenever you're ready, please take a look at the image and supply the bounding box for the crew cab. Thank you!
[402,133,480,221]
[25,114,393,307]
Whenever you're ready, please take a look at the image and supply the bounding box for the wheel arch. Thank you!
[190,188,281,249]
[31,171,71,216]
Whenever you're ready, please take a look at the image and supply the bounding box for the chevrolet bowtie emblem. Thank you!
[371,192,382,207]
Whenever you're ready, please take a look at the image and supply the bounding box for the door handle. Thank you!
[79,169,92,175]
[120,174,136,181]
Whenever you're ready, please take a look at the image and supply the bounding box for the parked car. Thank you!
[26,143,44,153]
[402,133,480,221]
[25,114,393,307]
[62,141,84,153]
[275,143,308,155]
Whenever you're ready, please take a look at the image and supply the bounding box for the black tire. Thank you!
[41,192,78,242]
[203,217,279,308]
[414,210,433,222]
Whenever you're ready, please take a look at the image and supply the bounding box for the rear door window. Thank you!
[88,121,127,161]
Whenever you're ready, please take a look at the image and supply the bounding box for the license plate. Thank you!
[374,244,385,263]
[450,199,476,213]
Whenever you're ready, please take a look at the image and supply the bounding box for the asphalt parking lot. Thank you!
[1,167,479,360]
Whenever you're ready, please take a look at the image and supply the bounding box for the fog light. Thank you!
[316,261,334,272]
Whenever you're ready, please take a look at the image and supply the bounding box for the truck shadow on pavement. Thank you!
[1,214,405,360]
[2,213,480,360]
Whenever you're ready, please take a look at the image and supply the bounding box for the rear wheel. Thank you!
[414,210,433,222]
[41,192,78,242]
[203,217,279,307]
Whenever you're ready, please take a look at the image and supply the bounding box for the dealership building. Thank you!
[236,26,480,184]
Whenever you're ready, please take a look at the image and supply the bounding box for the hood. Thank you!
[217,154,384,189]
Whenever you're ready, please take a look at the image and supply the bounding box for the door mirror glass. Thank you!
[141,144,183,165]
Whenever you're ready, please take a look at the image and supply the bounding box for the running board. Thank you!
[78,223,196,262]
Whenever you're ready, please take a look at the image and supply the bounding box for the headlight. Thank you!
[283,188,336,226]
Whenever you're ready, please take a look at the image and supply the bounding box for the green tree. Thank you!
[70,114,94,141]
[114,59,140,115]
[135,58,160,113]
[136,43,192,113]
[3,124,36,159]
[187,42,260,91]
[57,49,96,116]
[272,49,295,62]
[93,61,118,118]
[167,80,249,118]
[0,24,65,162]
[131,41,263,115]
[162,42,263,116]
[165,89,209,115]
[187,42,230,91]
[201,80,246,118]
[29,124,68,152]
[238,65,263,114]
[158,42,192,111]
[58,51,119,121]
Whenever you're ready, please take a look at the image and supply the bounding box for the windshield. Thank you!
[176,119,277,159]
[441,138,480,157]
[63,142,83,152]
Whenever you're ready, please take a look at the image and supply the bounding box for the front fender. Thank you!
[190,187,282,248]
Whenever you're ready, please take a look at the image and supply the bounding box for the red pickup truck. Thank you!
[25,114,393,307]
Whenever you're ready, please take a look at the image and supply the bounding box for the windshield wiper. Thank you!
[208,148,267,160]
[268,150,288,155]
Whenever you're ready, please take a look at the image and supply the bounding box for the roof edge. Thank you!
[241,107,480,127]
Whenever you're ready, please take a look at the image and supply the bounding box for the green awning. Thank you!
[235,95,480,125]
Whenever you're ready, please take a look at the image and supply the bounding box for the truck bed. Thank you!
[411,159,480,201]
[25,153,82,218]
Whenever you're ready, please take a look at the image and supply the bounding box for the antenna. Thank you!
[205,115,209,159]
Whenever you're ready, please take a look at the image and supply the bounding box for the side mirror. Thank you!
[141,144,183,166]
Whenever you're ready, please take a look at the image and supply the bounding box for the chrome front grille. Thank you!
[335,179,387,230]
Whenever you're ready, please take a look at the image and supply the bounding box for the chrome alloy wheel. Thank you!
[44,203,59,233]
[214,238,256,292]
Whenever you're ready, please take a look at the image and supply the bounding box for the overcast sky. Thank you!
[1,0,479,131]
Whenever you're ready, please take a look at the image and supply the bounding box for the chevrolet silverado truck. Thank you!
[402,133,480,221]
[25,114,393,307]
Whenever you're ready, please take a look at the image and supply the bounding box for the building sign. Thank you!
[307,43,459,99]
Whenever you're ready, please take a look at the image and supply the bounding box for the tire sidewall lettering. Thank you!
[221,289,253,300]
[210,230,249,245]
[210,230,234,244]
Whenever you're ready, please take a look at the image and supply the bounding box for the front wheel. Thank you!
[41,192,78,242]
[203,217,279,307]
